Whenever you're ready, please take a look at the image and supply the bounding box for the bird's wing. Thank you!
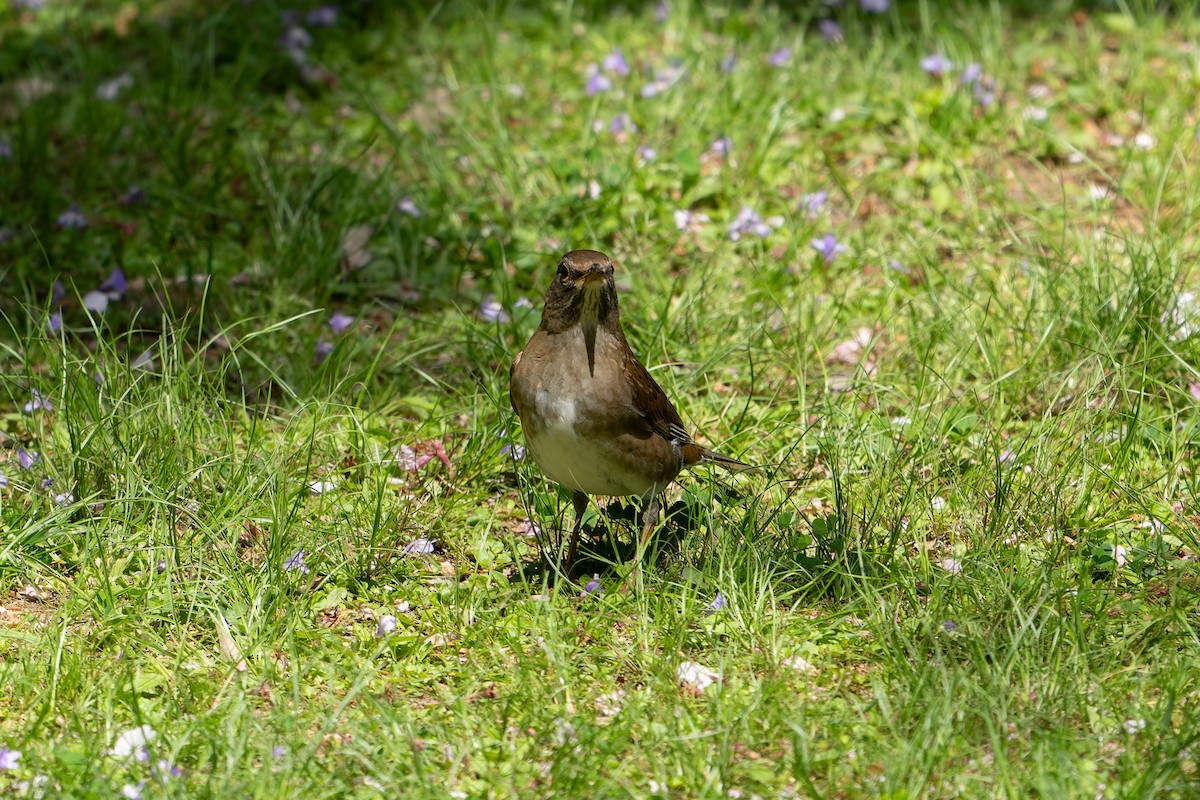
[621,346,693,446]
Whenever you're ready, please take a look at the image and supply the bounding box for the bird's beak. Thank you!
[580,266,607,285]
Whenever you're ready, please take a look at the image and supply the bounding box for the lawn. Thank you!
[2,0,1200,797]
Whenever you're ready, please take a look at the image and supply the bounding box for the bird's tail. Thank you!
[699,448,760,474]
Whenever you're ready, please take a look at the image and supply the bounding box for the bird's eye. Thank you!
[556,264,568,280]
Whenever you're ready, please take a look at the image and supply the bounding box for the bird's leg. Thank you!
[562,491,589,575]
[622,490,661,591]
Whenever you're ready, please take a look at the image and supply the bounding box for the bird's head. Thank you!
[540,249,620,333]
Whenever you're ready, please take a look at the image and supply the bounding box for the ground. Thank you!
[1,1,1200,797]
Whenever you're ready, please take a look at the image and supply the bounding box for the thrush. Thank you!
[509,249,756,574]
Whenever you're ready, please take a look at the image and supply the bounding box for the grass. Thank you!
[3,0,1200,796]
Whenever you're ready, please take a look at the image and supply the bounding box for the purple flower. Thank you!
[728,205,781,241]
[315,339,334,360]
[0,472,8,489]
[40,477,54,489]
[581,579,601,598]
[479,294,509,323]
[960,62,983,85]
[403,538,436,555]
[921,54,953,77]
[124,185,148,205]
[99,267,127,296]
[610,113,637,135]
[0,139,11,159]
[801,191,828,219]
[283,550,310,574]
[640,63,685,98]
[972,77,996,107]
[397,197,421,217]
[654,1,668,23]
[328,311,354,335]
[57,204,88,230]
[272,746,288,759]
[122,781,144,800]
[817,19,843,42]
[859,0,889,11]
[152,760,182,783]
[54,492,74,505]
[306,5,338,27]
[279,26,313,52]
[704,592,725,615]
[18,448,39,470]
[709,136,732,155]
[586,68,613,96]
[811,233,848,264]
[500,443,525,460]
[674,208,709,231]
[24,390,52,413]
[96,73,134,101]
[132,349,155,370]
[0,748,19,770]
[50,280,66,304]
[768,48,791,68]
[637,145,657,161]
[942,620,957,632]
[720,53,737,74]
[376,615,398,637]
[602,48,630,77]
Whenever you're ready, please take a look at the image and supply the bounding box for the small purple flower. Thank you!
[704,592,725,615]
[637,145,657,161]
[720,53,737,74]
[859,0,889,11]
[13,0,46,9]
[960,62,983,85]
[610,113,637,135]
[654,1,668,23]
[283,550,310,574]
[50,280,66,304]
[801,191,828,219]
[124,185,148,205]
[132,349,155,370]
[811,233,848,264]
[376,614,398,637]
[768,48,791,68]
[0,472,8,489]
[272,745,288,759]
[479,294,509,323]
[397,197,421,217]
[921,54,953,77]
[586,68,613,96]
[152,760,182,783]
[602,48,630,77]
[24,390,52,413]
[54,492,74,505]
[403,538,436,555]
[0,139,11,159]
[972,77,996,107]
[57,204,88,230]
[315,339,334,360]
[328,311,354,335]
[156,560,167,574]
[640,63,685,98]
[40,477,54,489]
[581,579,601,598]
[674,208,709,231]
[942,620,957,633]
[18,448,39,470]
[279,26,313,52]
[728,205,781,241]
[817,19,843,42]
[709,136,732,155]
[122,781,144,800]
[500,443,525,460]
[96,73,134,101]
[306,5,338,27]
[0,748,19,770]
[99,267,127,296]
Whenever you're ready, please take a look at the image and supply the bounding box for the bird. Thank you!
[509,249,756,575]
